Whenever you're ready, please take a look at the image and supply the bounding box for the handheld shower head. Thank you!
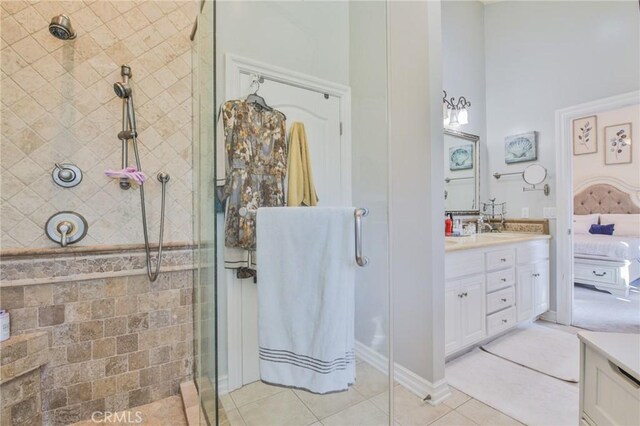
[49,15,76,40]
[113,82,131,99]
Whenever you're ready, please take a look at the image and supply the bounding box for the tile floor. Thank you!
[219,360,523,426]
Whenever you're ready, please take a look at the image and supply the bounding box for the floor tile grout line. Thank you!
[289,388,321,423]
[452,407,480,425]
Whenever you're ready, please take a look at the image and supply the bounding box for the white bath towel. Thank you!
[256,207,356,394]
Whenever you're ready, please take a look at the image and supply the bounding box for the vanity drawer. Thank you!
[517,241,549,264]
[486,286,515,315]
[487,306,516,336]
[446,251,484,280]
[486,268,515,292]
[485,248,515,271]
[574,263,617,285]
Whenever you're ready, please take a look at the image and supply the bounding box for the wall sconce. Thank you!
[443,90,470,127]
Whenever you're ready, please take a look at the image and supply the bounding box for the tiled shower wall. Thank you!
[1,0,196,248]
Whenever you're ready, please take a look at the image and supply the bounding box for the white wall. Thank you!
[484,0,640,310]
[442,0,487,204]
[390,0,447,400]
[216,1,349,103]
[573,104,640,188]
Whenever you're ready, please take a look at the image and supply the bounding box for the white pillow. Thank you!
[573,214,599,234]
[600,214,640,237]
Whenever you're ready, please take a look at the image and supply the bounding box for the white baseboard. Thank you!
[218,374,229,395]
[354,341,450,406]
[540,310,557,323]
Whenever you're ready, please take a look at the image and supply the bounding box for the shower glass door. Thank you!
[196,1,391,424]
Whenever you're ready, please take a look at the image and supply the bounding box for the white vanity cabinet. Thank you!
[445,235,550,357]
[445,275,486,355]
[516,241,550,321]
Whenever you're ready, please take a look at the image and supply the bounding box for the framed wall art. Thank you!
[449,144,473,170]
[505,131,537,164]
[604,123,632,165]
[573,115,597,155]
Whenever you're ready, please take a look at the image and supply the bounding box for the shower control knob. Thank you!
[52,163,82,188]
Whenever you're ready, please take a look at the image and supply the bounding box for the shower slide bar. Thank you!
[238,207,370,267]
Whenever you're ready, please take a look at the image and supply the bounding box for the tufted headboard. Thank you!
[574,184,640,215]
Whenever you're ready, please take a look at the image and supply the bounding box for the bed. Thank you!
[573,181,640,296]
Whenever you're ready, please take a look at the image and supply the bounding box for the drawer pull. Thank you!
[501,298,507,302]
[462,292,468,297]
[608,361,640,389]
[592,271,607,277]
[501,278,507,282]
[501,319,508,323]
[458,293,463,298]
[500,258,507,262]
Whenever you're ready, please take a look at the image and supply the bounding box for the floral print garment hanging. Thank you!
[219,100,287,250]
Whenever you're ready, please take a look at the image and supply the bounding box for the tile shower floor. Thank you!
[73,395,187,426]
[219,361,523,426]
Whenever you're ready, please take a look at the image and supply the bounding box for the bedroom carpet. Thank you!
[446,349,579,426]
[481,323,580,382]
[572,280,640,333]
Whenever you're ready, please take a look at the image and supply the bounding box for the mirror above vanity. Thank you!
[444,129,480,214]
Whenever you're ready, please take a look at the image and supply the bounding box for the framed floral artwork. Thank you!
[572,115,597,155]
[604,123,632,165]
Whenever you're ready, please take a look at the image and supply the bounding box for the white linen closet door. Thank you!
[236,73,346,385]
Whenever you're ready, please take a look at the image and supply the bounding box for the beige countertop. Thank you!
[445,232,551,252]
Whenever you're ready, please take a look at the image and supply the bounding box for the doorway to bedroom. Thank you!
[568,100,640,333]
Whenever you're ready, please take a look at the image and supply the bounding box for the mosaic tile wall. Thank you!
[1,0,196,249]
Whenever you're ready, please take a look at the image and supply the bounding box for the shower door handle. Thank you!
[355,208,369,267]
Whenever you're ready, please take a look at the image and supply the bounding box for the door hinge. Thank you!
[340,122,343,135]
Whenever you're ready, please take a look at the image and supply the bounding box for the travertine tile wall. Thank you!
[0,269,194,425]
[1,0,196,249]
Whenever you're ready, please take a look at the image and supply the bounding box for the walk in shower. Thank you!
[192,1,392,424]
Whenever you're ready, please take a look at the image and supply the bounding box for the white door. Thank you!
[444,286,461,355]
[460,279,486,346]
[534,260,550,316]
[517,265,534,322]
[239,74,346,206]
[235,74,347,386]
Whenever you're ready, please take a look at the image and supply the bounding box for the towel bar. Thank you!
[243,206,370,267]
[355,208,369,267]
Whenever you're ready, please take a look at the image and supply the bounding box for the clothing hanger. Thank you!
[246,77,273,112]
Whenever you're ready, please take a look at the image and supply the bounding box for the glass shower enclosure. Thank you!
[193,1,392,424]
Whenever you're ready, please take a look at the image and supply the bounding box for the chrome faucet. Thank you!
[477,215,495,233]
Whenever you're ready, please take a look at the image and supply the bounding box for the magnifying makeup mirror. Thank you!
[523,164,547,186]
[522,164,550,195]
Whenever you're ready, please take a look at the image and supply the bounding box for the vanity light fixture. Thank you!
[443,90,470,127]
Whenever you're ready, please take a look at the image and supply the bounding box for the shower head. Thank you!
[113,82,132,99]
[49,15,76,40]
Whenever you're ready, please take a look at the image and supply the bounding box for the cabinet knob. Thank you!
[463,292,468,297]
[501,298,507,302]
[501,278,507,282]
[501,319,508,323]
[458,293,464,298]
[500,258,507,262]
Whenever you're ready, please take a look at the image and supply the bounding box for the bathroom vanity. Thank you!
[444,233,551,356]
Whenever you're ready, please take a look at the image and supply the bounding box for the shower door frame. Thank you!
[224,53,353,391]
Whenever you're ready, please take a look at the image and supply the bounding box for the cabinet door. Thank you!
[460,279,486,346]
[445,287,461,355]
[534,260,549,316]
[517,264,534,322]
